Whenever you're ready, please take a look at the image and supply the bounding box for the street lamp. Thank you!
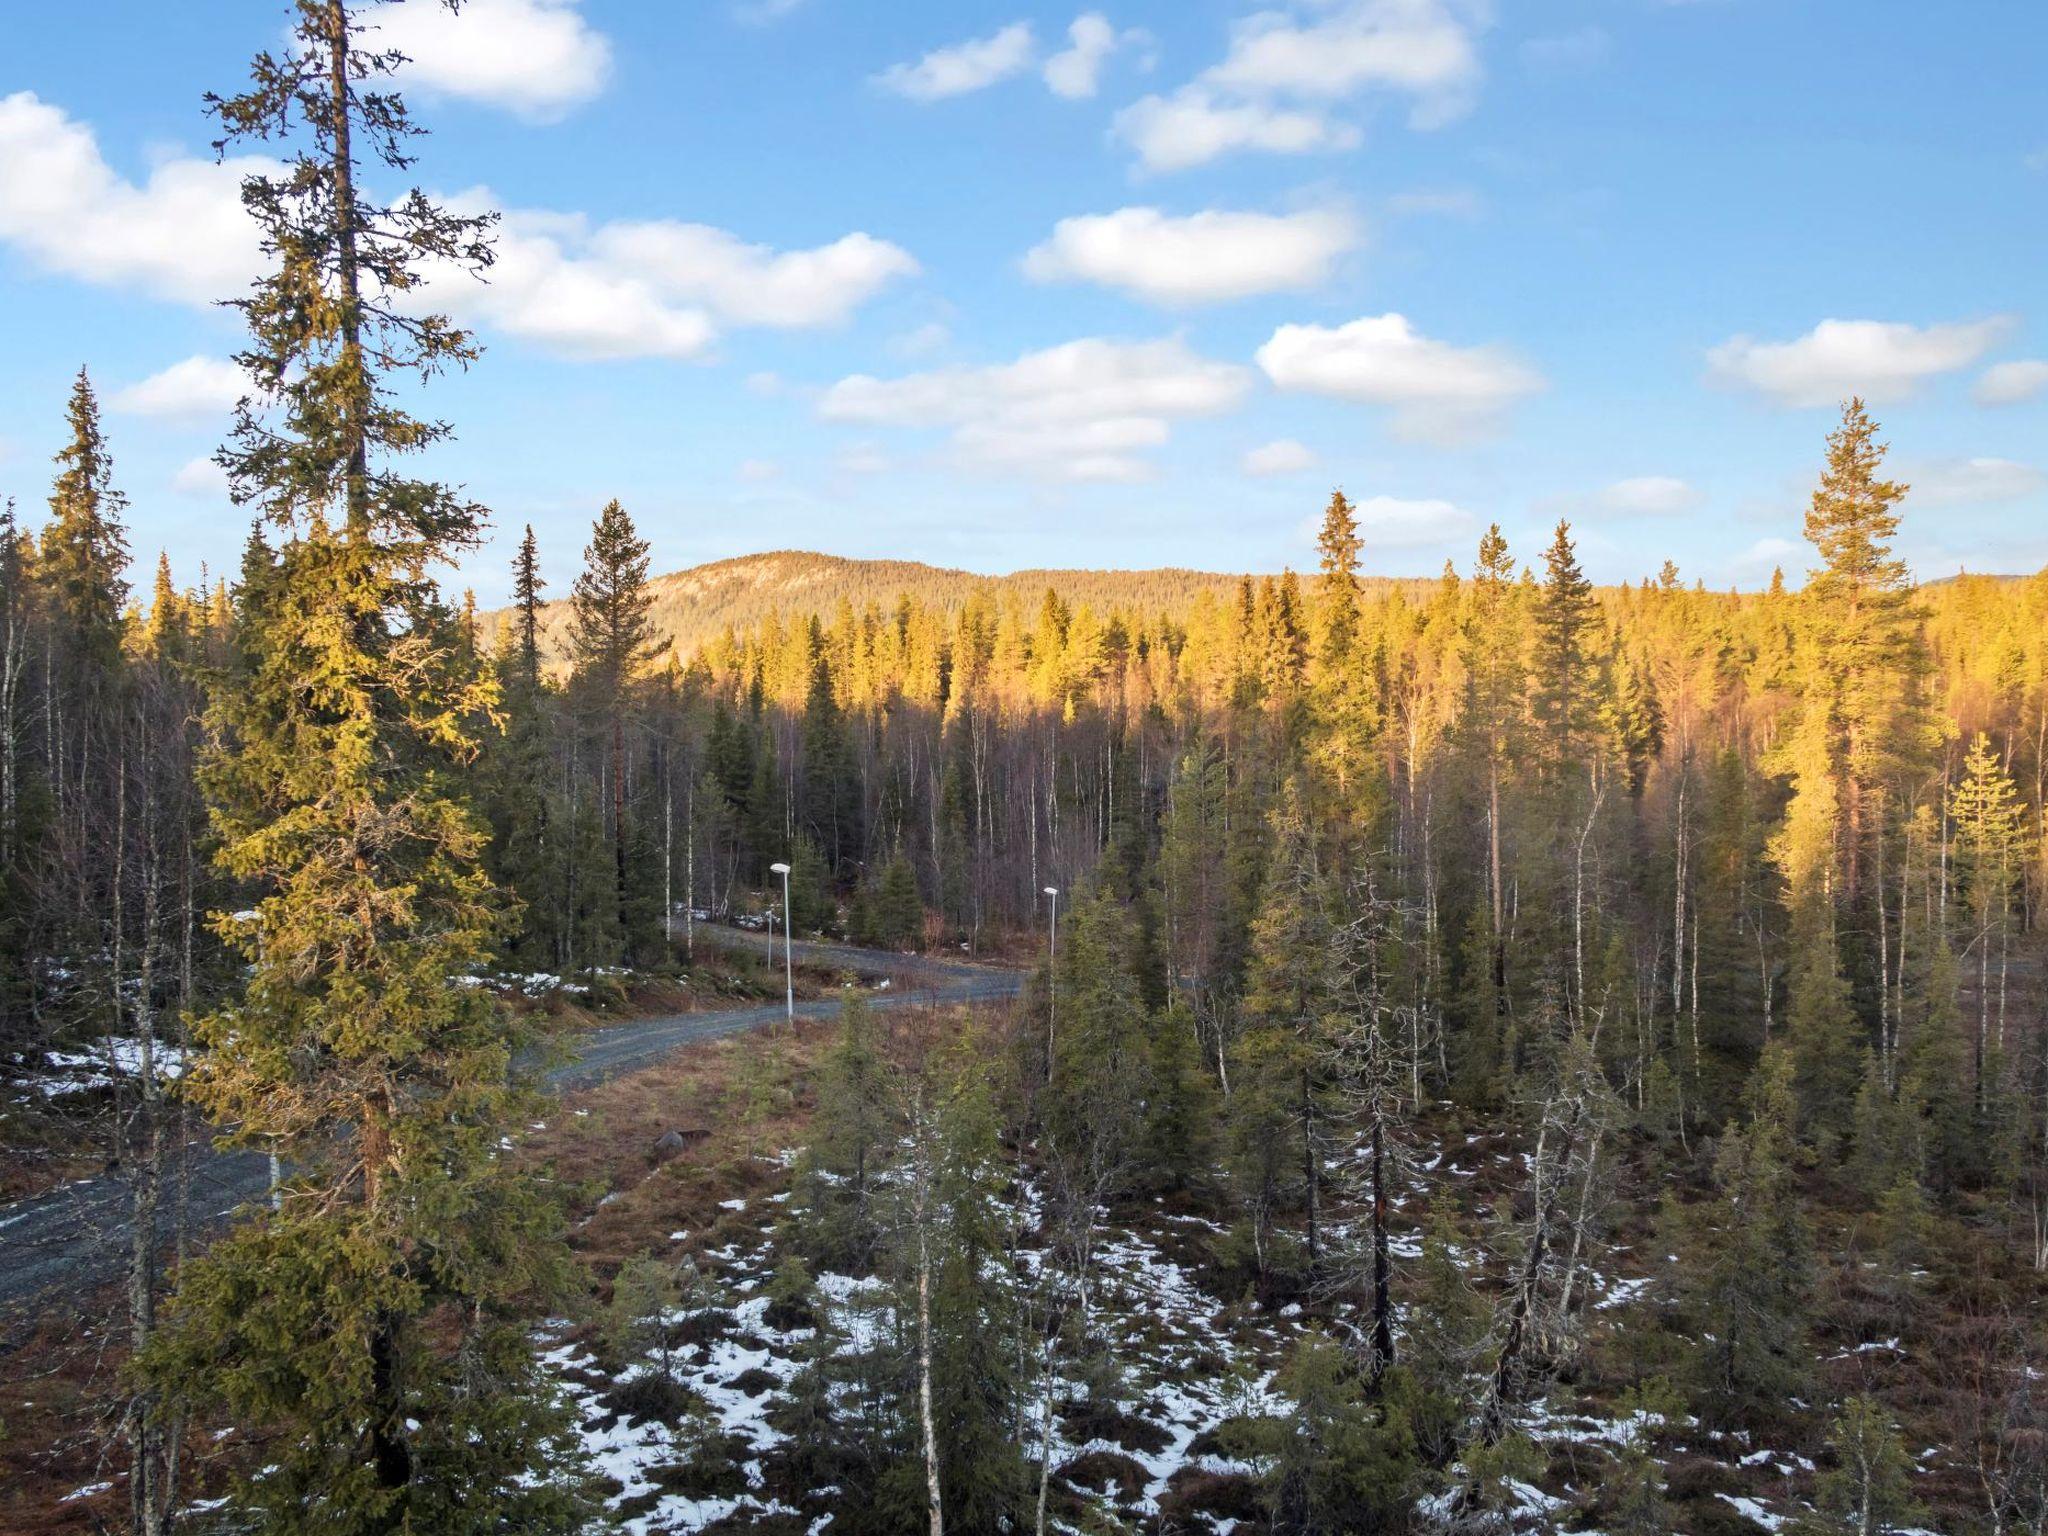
[1043,886,1060,1076]
[769,862,794,1021]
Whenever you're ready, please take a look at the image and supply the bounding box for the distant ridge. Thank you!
[487,549,1289,667]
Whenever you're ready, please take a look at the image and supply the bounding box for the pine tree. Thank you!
[147,8,591,1528]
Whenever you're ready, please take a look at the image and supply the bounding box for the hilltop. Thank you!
[485,549,1269,667]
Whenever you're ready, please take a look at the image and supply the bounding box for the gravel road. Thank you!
[0,927,1019,1324]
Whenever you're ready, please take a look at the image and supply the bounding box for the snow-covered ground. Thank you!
[10,1037,188,1097]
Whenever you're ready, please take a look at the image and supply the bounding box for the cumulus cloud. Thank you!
[1113,90,1357,174]
[0,91,263,305]
[110,355,251,421]
[0,97,915,362]
[1115,0,1481,171]
[1596,475,1701,516]
[1256,313,1543,442]
[1043,13,1123,98]
[171,456,231,499]
[1244,439,1318,476]
[577,221,919,329]
[1352,495,1474,547]
[1022,206,1359,306]
[875,22,1036,101]
[1706,317,2014,408]
[819,336,1251,482]
[428,204,916,359]
[1974,358,2048,407]
[362,0,612,121]
[1205,0,1481,120]
[1905,457,2045,507]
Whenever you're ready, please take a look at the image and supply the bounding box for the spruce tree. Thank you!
[1686,1047,1814,1431]
[569,497,659,959]
[148,6,591,1528]
[1950,731,2023,1096]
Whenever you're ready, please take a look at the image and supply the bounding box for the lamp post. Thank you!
[1043,885,1060,1076]
[769,861,794,1022]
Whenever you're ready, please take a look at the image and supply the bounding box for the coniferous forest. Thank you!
[3,5,2047,1536]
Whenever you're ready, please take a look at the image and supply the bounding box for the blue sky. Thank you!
[2,0,2044,603]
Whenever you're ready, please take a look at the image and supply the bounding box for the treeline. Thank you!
[721,418,2048,1532]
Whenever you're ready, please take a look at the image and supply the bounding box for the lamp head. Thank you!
[769,862,792,875]
[1043,887,1059,898]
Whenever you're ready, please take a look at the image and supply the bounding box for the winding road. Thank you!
[0,927,1020,1324]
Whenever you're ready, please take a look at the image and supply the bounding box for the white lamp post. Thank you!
[769,861,794,1021]
[1043,885,1060,1075]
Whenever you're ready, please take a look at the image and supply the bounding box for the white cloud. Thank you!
[1043,13,1123,99]
[581,221,919,328]
[171,456,231,499]
[876,23,1036,101]
[1256,313,1544,442]
[1706,317,2015,408]
[1905,456,2045,506]
[1245,439,1318,476]
[1735,535,1799,574]
[363,0,611,122]
[1596,475,1700,516]
[889,321,953,359]
[1352,495,1474,547]
[819,336,1251,482]
[0,96,914,362]
[1974,358,2048,406]
[1114,0,1481,170]
[1206,0,1480,120]
[425,197,917,360]
[110,355,250,421]
[1113,89,1358,173]
[1023,206,1359,306]
[737,458,781,482]
[0,92,263,305]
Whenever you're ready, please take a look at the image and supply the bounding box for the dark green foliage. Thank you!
[1682,1048,1814,1431]
[142,7,594,1527]
[1253,1333,1419,1536]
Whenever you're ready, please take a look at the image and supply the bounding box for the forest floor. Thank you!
[3,982,1987,1536]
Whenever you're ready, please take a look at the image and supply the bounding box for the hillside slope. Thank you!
[487,549,1266,667]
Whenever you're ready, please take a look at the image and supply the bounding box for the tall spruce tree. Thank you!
[569,497,659,960]
[148,6,591,1529]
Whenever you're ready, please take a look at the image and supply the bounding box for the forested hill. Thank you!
[488,548,1431,667]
